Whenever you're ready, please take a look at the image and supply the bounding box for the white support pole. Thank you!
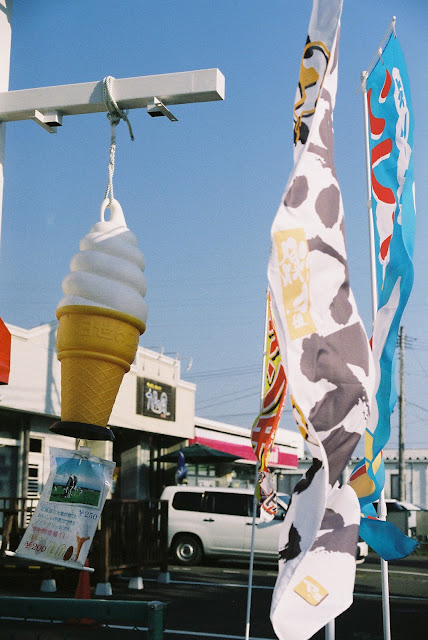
[0,0,12,250]
[244,292,269,640]
[361,70,391,640]
[244,461,260,640]
[361,71,378,321]
[325,619,335,640]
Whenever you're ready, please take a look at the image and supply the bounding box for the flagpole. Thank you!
[356,17,396,95]
[361,71,378,320]
[244,292,270,640]
[325,619,335,640]
[244,461,260,640]
[361,68,392,640]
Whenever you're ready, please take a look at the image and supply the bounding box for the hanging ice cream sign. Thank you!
[15,447,115,571]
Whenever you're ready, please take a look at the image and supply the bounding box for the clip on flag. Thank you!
[349,30,417,559]
[251,291,287,521]
[267,1,375,638]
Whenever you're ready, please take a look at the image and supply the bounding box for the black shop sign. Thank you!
[136,377,176,421]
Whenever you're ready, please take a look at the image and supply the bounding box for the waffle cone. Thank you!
[56,305,145,428]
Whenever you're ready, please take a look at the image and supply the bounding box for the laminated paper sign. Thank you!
[16,447,115,570]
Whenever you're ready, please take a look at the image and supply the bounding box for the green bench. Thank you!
[0,596,167,639]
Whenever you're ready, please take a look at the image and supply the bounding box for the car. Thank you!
[160,485,368,565]
[160,485,288,565]
[372,499,422,537]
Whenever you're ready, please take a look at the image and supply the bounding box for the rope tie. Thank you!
[103,76,134,206]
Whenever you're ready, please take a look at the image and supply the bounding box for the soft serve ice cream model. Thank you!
[50,198,147,441]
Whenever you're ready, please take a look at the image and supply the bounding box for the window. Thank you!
[27,464,40,497]
[172,492,204,512]
[386,502,405,513]
[29,438,43,453]
[275,502,287,521]
[390,474,399,500]
[206,492,250,517]
[373,500,405,514]
[278,473,302,495]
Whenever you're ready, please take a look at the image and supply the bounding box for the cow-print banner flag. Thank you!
[268,1,375,638]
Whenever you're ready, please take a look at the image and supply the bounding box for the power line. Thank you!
[211,407,293,421]
[196,384,260,408]
[407,401,428,414]
[197,388,261,411]
[183,365,260,381]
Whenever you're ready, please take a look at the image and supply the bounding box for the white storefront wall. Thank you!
[0,322,306,498]
[193,416,303,464]
[0,323,61,420]
[0,323,196,441]
[0,323,196,495]
[111,347,195,439]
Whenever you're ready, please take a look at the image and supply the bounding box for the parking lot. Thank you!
[1,553,427,639]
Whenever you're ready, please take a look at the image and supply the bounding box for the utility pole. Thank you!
[398,325,406,501]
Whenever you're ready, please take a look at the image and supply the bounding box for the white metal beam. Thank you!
[0,68,225,124]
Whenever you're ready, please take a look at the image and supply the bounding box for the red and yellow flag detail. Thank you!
[251,292,287,521]
[348,446,382,500]
[251,292,287,471]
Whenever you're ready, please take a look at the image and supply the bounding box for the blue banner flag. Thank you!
[176,449,188,484]
[349,32,417,559]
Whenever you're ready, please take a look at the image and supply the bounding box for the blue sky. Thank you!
[0,1,427,449]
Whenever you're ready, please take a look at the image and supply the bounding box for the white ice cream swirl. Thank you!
[57,199,148,326]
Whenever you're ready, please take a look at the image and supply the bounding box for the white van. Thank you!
[161,485,368,566]
[160,485,289,565]
[373,499,422,538]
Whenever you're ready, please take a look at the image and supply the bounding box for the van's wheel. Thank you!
[172,534,203,566]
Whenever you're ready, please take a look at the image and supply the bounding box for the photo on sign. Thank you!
[50,456,104,508]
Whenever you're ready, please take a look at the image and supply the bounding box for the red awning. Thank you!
[190,435,298,469]
[0,318,11,384]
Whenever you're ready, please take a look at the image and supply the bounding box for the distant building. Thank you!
[288,448,428,509]
[377,449,428,509]
[186,416,302,488]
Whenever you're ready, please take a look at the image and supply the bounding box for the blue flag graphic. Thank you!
[349,32,417,559]
[176,449,188,484]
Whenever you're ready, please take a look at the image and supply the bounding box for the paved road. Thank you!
[1,555,427,639]
[355,558,428,599]
[120,557,428,639]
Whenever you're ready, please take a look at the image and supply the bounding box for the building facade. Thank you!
[0,322,301,502]
[287,449,428,510]
[188,417,302,488]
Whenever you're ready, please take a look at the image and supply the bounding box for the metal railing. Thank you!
[0,596,167,639]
